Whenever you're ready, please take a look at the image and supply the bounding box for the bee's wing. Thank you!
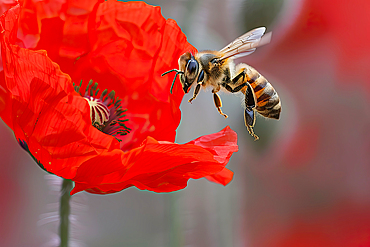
[219,27,272,60]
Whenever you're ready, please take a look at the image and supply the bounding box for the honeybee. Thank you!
[162,27,281,140]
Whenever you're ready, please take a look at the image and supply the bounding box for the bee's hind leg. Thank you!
[213,92,228,118]
[244,107,259,141]
[244,83,259,140]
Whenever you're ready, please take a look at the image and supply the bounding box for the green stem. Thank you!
[59,179,73,247]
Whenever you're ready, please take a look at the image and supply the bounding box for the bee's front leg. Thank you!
[188,82,202,103]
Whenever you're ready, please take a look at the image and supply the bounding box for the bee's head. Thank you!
[161,52,203,94]
[178,52,199,93]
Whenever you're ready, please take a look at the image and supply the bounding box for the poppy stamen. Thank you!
[74,80,131,137]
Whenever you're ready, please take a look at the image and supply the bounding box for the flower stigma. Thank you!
[84,96,110,130]
[74,80,131,139]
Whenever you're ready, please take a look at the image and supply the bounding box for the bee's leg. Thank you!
[244,107,259,141]
[222,82,248,93]
[245,82,256,109]
[213,92,228,118]
[188,82,202,103]
[231,69,246,84]
[244,83,259,140]
[221,69,248,93]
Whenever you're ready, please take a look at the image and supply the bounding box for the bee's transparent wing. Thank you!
[219,27,271,60]
[220,27,266,52]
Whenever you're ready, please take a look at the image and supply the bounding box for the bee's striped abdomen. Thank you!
[246,66,281,120]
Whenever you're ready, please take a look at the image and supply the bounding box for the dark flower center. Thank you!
[74,80,130,138]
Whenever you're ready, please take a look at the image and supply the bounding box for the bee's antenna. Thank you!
[161,69,184,94]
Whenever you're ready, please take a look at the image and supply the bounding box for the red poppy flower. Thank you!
[0,2,238,195]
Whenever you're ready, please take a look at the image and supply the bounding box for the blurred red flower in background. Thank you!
[242,0,370,246]
[0,2,238,195]
[271,0,370,97]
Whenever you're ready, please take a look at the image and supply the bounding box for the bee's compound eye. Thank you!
[197,70,204,82]
[186,60,198,77]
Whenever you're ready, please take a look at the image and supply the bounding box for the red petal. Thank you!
[58,0,100,58]
[187,125,238,185]
[187,126,239,164]
[206,168,234,186]
[71,127,238,194]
